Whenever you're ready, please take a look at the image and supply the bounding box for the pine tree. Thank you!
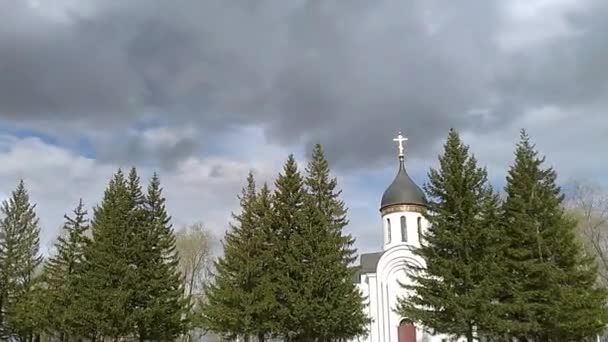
[396,129,503,341]
[133,172,190,340]
[497,130,608,341]
[0,180,43,339]
[202,172,256,339]
[43,199,90,340]
[72,169,137,339]
[270,155,308,341]
[202,172,280,341]
[250,182,281,341]
[299,144,367,340]
[9,277,48,341]
[126,166,148,326]
[125,167,151,339]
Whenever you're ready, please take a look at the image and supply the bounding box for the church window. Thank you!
[387,218,391,243]
[417,217,422,238]
[400,216,407,242]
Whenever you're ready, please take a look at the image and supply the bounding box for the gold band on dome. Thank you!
[380,204,426,215]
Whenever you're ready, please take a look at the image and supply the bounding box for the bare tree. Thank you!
[176,222,216,342]
[176,222,215,302]
[570,182,608,284]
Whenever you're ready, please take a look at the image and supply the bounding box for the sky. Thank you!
[1,0,607,254]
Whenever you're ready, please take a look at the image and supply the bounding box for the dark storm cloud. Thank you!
[0,0,606,168]
[94,129,200,170]
[495,2,608,111]
[0,3,137,122]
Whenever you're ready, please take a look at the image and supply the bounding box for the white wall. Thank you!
[382,210,426,250]
[352,207,467,342]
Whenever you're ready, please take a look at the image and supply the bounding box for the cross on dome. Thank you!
[393,132,408,158]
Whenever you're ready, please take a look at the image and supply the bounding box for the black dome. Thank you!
[380,158,426,209]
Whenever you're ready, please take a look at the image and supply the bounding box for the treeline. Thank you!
[0,169,197,341]
[0,144,366,342]
[397,129,608,341]
[201,145,367,341]
[2,129,606,342]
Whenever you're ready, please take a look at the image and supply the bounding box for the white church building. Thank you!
[350,134,463,342]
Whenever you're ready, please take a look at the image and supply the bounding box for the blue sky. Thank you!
[1,0,607,255]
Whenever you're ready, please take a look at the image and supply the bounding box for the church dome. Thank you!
[380,157,426,209]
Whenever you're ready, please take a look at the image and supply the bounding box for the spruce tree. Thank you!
[43,199,90,340]
[133,172,190,340]
[250,182,281,341]
[126,166,148,324]
[72,170,137,339]
[269,155,308,341]
[125,167,151,339]
[0,180,42,339]
[299,144,367,340]
[202,172,279,341]
[498,130,608,341]
[9,277,48,341]
[396,129,503,341]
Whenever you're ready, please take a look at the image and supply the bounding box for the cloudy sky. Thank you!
[1,0,607,254]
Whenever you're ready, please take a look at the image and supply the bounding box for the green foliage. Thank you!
[0,180,43,339]
[251,182,281,339]
[69,168,189,340]
[3,135,605,341]
[295,144,367,340]
[202,172,280,341]
[203,147,367,341]
[71,169,137,339]
[9,278,48,340]
[133,172,190,340]
[497,130,608,341]
[43,199,90,340]
[396,129,503,342]
[270,155,309,340]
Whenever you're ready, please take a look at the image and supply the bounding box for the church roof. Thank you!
[380,157,426,209]
[352,251,383,283]
[360,252,383,273]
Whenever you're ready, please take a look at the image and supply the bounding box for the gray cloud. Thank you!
[494,4,608,111]
[97,134,199,170]
[0,0,607,170]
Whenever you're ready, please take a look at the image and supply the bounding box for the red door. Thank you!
[398,321,416,342]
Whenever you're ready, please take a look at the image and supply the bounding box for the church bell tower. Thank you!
[380,133,427,251]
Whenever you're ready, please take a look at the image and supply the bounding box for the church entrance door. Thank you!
[398,320,416,342]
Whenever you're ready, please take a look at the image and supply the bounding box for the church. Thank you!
[350,134,462,342]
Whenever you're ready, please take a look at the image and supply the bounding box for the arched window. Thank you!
[400,216,407,242]
[417,217,422,238]
[387,218,392,243]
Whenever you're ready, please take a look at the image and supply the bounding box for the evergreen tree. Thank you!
[125,167,150,339]
[9,277,47,341]
[70,168,191,340]
[72,170,137,339]
[133,172,190,340]
[202,172,279,341]
[0,180,42,339]
[202,172,256,339]
[43,199,90,341]
[269,155,309,341]
[299,144,367,340]
[396,129,503,342]
[126,166,148,328]
[251,182,281,341]
[497,130,608,341]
